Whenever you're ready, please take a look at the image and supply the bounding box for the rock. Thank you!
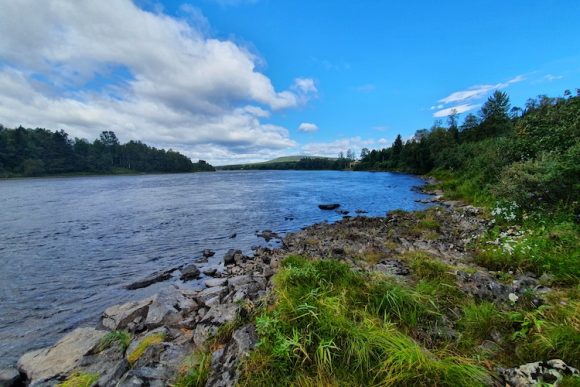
[500,359,579,386]
[374,259,410,276]
[229,233,237,239]
[202,249,215,258]
[319,203,340,210]
[78,342,129,387]
[228,275,254,289]
[202,267,218,276]
[125,268,176,290]
[205,278,228,287]
[179,264,200,281]
[335,210,349,215]
[145,287,199,329]
[0,367,22,387]
[197,286,228,304]
[18,327,106,384]
[257,230,279,242]
[193,303,241,346]
[102,298,153,331]
[355,209,368,214]
[223,249,242,266]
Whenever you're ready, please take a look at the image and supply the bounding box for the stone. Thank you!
[257,230,279,242]
[205,278,228,287]
[145,287,199,329]
[0,367,22,387]
[500,359,579,386]
[78,342,129,387]
[193,303,240,346]
[228,275,254,289]
[202,267,218,276]
[179,264,200,281]
[318,203,340,210]
[202,249,215,258]
[125,268,176,290]
[197,286,228,304]
[223,249,242,266]
[18,327,106,384]
[102,298,153,331]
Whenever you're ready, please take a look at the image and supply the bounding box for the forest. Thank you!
[356,89,579,214]
[0,127,215,177]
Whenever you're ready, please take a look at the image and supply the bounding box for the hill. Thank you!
[216,155,345,171]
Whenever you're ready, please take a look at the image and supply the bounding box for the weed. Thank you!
[458,302,505,343]
[173,351,211,387]
[126,332,166,365]
[57,372,99,387]
[97,330,132,352]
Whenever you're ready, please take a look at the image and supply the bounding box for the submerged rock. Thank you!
[318,203,340,210]
[202,249,215,258]
[179,264,200,281]
[125,268,176,290]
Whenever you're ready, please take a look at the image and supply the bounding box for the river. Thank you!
[0,170,431,367]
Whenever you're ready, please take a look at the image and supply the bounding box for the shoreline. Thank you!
[3,182,578,386]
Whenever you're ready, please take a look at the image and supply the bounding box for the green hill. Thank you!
[216,155,346,171]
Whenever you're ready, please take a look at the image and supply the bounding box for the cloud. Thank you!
[438,75,525,105]
[433,103,480,118]
[545,74,564,81]
[0,0,316,164]
[298,122,318,133]
[206,0,259,6]
[301,136,385,158]
[354,84,376,93]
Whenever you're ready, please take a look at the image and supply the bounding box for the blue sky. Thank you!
[0,1,579,164]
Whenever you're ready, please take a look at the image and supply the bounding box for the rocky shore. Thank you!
[2,186,578,387]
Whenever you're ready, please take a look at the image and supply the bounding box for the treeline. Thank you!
[0,127,215,177]
[219,156,354,171]
[356,89,580,212]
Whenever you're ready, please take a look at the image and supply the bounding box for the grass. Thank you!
[174,351,211,387]
[238,256,492,386]
[57,372,99,387]
[97,330,132,352]
[126,332,166,365]
[458,302,505,344]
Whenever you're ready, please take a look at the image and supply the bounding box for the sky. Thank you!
[0,1,579,165]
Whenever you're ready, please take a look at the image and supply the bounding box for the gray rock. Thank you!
[145,287,199,329]
[319,203,340,210]
[78,343,129,387]
[500,359,579,386]
[0,367,22,387]
[203,249,215,258]
[197,286,228,304]
[125,268,176,290]
[205,278,228,287]
[257,230,279,242]
[193,303,240,346]
[202,267,218,276]
[223,249,241,266]
[18,327,106,384]
[102,298,153,331]
[179,264,200,281]
[228,275,254,289]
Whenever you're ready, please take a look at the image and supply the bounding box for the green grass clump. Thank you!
[405,252,454,282]
[458,302,505,343]
[97,330,132,352]
[174,351,211,387]
[57,372,99,387]
[126,332,166,365]
[239,256,492,386]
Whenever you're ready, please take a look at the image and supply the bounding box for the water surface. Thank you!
[0,170,430,367]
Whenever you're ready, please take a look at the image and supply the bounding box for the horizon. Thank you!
[0,1,579,165]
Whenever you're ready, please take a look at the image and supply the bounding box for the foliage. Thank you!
[57,371,99,387]
[126,332,166,365]
[97,330,132,352]
[239,256,492,386]
[0,126,215,177]
[174,351,211,387]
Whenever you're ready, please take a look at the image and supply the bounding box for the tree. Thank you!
[392,135,403,155]
[360,148,370,160]
[479,90,512,137]
[447,109,460,143]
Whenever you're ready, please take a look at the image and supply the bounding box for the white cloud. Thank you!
[301,136,384,158]
[0,0,316,164]
[298,122,318,133]
[433,103,480,118]
[438,75,525,105]
[545,74,564,81]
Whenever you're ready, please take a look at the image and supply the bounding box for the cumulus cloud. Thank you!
[301,136,384,158]
[432,103,480,118]
[298,122,318,133]
[0,0,315,164]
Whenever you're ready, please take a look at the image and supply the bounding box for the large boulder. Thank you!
[500,359,579,386]
[193,303,240,346]
[102,298,153,331]
[18,327,106,384]
[145,287,199,329]
[179,264,200,281]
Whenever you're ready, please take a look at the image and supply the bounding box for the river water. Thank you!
[0,170,431,367]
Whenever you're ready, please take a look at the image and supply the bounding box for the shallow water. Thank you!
[0,170,430,367]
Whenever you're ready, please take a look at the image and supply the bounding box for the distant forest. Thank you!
[0,127,215,177]
[356,88,579,212]
[218,157,354,171]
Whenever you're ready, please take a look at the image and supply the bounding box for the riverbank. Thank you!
[4,184,579,386]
